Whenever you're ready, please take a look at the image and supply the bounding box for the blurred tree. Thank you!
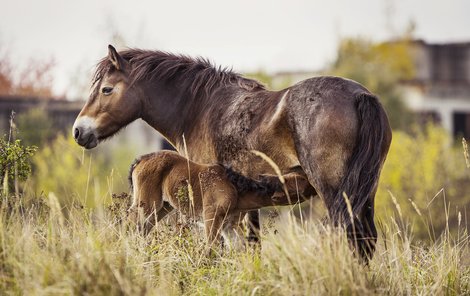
[0,48,14,94]
[329,37,416,130]
[24,135,134,206]
[0,44,55,97]
[14,58,55,97]
[0,44,57,147]
[245,70,294,91]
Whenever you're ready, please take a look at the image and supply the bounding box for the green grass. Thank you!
[1,125,469,295]
[0,195,468,295]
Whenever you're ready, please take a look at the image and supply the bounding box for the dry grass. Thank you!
[1,127,469,295]
[0,194,468,296]
[463,138,470,169]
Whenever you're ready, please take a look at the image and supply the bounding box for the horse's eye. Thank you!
[101,87,113,95]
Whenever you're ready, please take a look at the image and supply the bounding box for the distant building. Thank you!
[403,40,470,138]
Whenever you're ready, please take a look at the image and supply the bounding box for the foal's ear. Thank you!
[108,44,126,71]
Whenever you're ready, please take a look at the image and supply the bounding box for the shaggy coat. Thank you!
[73,45,392,260]
[127,150,315,244]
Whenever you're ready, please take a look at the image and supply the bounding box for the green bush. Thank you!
[0,137,37,196]
[376,124,470,239]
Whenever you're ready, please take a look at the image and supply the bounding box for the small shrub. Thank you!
[0,137,37,196]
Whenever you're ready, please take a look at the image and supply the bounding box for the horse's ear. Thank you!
[108,44,125,71]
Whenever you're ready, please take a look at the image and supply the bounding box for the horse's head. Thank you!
[73,45,142,149]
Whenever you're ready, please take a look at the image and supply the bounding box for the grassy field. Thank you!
[1,125,469,295]
[0,193,468,295]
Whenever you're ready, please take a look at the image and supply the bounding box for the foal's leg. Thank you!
[128,173,164,233]
[223,211,248,250]
[141,191,165,234]
[156,201,174,221]
[203,205,226,248]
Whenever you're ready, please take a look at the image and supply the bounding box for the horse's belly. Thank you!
[225,138,300,178]
[252,122,300,174]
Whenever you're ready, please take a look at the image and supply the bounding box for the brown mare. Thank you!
[127,150,314,245]
[73,45,392,260]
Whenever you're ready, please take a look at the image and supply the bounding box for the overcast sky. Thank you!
[0,0,469,99]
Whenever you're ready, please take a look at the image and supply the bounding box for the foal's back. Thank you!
[130,150,236,217]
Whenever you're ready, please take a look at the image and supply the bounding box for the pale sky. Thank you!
[0,0,469,99]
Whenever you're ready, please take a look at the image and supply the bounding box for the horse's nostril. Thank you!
[73,127,80,139]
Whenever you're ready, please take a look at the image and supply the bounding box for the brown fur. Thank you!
[73,45,392,260]
[127,150,314,245]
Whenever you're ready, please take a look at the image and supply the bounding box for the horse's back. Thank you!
[288,76,369,99]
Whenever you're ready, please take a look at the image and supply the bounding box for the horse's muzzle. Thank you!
[72,116,99,149]
[74,127,98,149]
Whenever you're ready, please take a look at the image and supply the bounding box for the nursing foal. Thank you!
[128,150,315,245]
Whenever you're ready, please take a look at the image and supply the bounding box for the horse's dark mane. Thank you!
[93,49,265,98]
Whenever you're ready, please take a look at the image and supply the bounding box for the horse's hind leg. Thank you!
[292,92,390,261]
[298,149,377,259]
[359,198,378,259]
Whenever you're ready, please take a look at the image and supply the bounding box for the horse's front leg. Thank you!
[246,210,260,243]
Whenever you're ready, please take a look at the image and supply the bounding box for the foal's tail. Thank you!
[331,93,391,258]
[128,153,155,192]
[128,158,141,192]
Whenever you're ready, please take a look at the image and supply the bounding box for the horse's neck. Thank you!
[140,81,194,144]
[141,80,223,157]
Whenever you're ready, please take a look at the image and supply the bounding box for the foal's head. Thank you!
[260,172,316,203]
[73,45,141,149]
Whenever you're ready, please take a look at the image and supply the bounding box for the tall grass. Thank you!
[1,123,469,295]
[376,124,470,239]
[0,193,468,295]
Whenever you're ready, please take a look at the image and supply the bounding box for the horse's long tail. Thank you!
[331,92,391,259]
